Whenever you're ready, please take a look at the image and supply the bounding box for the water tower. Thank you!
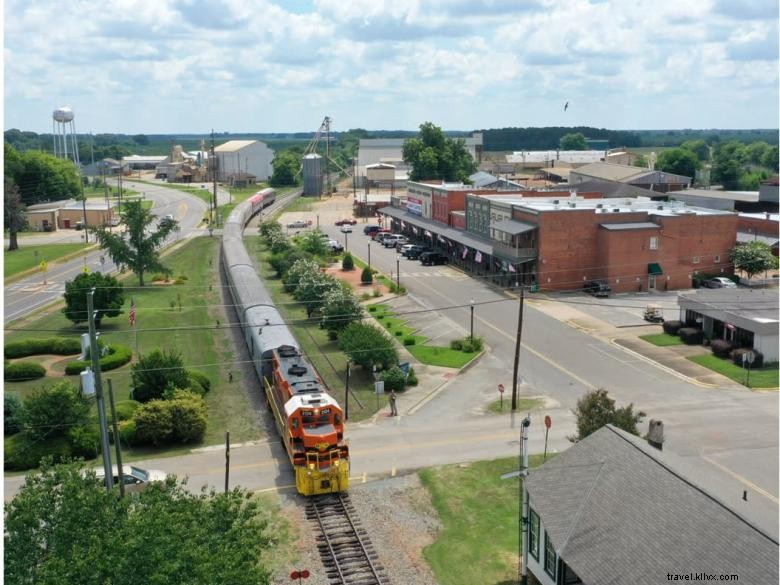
[52,106,80,166]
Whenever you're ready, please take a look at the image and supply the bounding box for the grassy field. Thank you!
[4,237,261,457]
[688,355,779,389]
[83,185,139,198]
[4,243,93,278]
[639,333,685,346]
[420,455,548,585]
[369,303,480,368]
[247,236,386,422]
[487,397,544,414]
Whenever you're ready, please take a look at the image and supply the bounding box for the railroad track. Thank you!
[306,494,389,585]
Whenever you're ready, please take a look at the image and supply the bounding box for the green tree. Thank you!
[712,141,747,189]
[269,150,300,186]
[4,178,27,251]
[633,153,648,168]
[131,349,190,403]
[342,252,354,270]
[4,461,274,585]
[403,122,476,182]
[4,394,25,436]
[294,272,340,318]
[92,200,177,286]
[760,146,779,171]
[298,229,329,257]
[339,322,398,370]
[655,148,700,179]
[23,381,90,440]
[131,134,149,146]
[731,241,778,280]
[680,140,710,162]
[10,148,81,205]
[559,132,588,150]
[321,286,363,332]
[569,388,645,442]
[62,271,124,326]
[361,266,373,284]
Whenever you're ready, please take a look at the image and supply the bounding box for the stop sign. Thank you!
[544,415,552,429]
[498,384,505,393]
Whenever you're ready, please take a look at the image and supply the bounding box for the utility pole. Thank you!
[520,416,531,585]
[87,290,114,490]
[107,379,125,498]
[211,129,218,226]
[80,174,89,244]
[511,287,525,411]
[225,431,230,493]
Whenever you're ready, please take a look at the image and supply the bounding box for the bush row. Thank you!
[678,328,704,345]
[4,361,46,381]
[450,336,485,353]
[4,337,81,358]
[126,390,208,446]
[662,320,682,335]
[65,345,133,375]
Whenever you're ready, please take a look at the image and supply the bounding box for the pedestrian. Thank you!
[389,390,398,416]
[228,371,233,383]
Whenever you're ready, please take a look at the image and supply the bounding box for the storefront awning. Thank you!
[492,219,537,235]
[648,263,663,275]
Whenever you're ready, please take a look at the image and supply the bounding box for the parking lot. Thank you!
[545,290,686,328]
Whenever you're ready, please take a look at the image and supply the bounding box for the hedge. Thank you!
[4,433,73,471]
[4,337,81,358]
[710,339,733,359]
[65,344,133,375]
[678,328,704,345]
[732,348,765,369]
[131,391,207,446]
[187,370,212,394]
[114,400,142,421]
[662,320,683,336]
[68,424,101,459]
[4,361,46,381]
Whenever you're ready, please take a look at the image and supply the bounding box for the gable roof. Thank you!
[214,140,260,152]
[572,162,652,182]
[525,425,778,585]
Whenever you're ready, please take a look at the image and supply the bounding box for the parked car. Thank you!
[335,218,357,226]
[398,244,415,255]
[404,245,431,259]
[382,234,407,248]
[287,219,310,229]
[583,280,611,297]
[74,221,85,231]
[420,251,448,266]
[374,230,392,243]
[325,239,344,253]
[88,465,168,494]
[363,225,381,235]
[706,277,737,289]
[340,224,353,233]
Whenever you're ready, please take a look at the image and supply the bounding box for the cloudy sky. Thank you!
[4,0,779,134]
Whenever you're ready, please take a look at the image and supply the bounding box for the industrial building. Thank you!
[568,161,691,193]
[213,140,273,182]
[24,200,116,231]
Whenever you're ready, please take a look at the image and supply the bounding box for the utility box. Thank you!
[80,333,90,360]
[80,368,95,396]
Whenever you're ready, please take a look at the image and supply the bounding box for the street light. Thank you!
[344,231,349,252]
[469,299,475,341]
[396,256,400,290]
[368,243,371,270]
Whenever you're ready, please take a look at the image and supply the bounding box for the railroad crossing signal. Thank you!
[290,569,310,583]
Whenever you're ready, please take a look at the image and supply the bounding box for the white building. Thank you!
[213,140,273,182]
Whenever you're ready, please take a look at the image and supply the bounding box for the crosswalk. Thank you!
[399,270,470,280]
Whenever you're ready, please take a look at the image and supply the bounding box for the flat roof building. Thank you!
[214,140,273,182]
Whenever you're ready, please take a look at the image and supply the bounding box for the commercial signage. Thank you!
[407,197,422,216]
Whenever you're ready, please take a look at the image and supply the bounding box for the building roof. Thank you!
[379,206,493,254]
[674,189,760,203]
[506,150,605,164]
[122,155,167,163]
[492,219,536,234]
[570,179,660,199]
[678,288,779,326]
[571,161,652,182]
[599,222,661,231]
[214,140,260,152]
[525,425,778,585]
[366,163,396,169]
[736,232,779,247]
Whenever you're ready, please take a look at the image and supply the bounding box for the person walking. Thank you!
[389,390,398,417]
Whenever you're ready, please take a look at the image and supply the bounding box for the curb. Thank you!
[5,244,99,285]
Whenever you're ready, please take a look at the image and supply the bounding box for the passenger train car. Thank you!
[221,190,349,496]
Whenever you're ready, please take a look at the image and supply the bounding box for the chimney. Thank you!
[647,419,664,451]
[766,212,771,220]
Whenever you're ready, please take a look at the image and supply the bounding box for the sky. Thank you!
[3,0,779,134]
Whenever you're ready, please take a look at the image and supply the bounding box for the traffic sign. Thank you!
[39,260,48,272]
[544,415,552,429]
[498,383,505,394]
[743,351,755,365]
[290,569,310,581]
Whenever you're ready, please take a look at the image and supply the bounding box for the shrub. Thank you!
[64,344,132,375]
[403,337,416,346]
[339,322,398,370]
[4,433,73,471]
[361,267,373,284]
[131,349,190,403]
[114,400,141,421]
[710,339,733,359]
[662,320,683,335]
[373,288,382,298]
[63,271,124,326]
[23,381,90,440]
[462,338,476,353]
[68,424,101,458]
[342,253,354,271]
[4,394,24,435]
[450,339,463,351]
[678,328,704,345]
[321,287,363,332]
[360,292,371,301]
[4,338,81,358]
[4,361,46,381]
[395,330,403,336]
[380,366,406,392]
[132,401,174,446]
[168,390,208,443]
[119,419,137,446]
[187,370,212,394]
[731,348,765,369]
[368,306,377,313]
[407,367,418,386]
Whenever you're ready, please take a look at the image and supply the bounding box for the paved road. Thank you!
[4,182,208,324]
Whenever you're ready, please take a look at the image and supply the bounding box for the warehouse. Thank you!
[213,140,273,182]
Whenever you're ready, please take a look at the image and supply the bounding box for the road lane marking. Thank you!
[702,455,779,504]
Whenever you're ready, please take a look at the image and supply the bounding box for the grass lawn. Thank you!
[4,243,93,278]
[369,303,479,368]
[688,354,779,389]
[639,333,685,346]
[488,397,544,414]
[4,237,261,458]
[420,455,548,585]
[84,185,139,198]
[247,236,385,422]
[282,194,313,213]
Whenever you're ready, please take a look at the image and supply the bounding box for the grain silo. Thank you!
[303,153,323,197]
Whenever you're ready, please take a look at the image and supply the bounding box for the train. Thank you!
[221,189,350,496]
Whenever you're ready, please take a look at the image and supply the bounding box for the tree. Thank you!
[23,381,90,440]
[62,271,124,326]
[712,141,747,190]
[680,140,709,162]
[4,394,25,436]
[403,122,476,182]
[342,252,354,270]
[570,388,645,442]
[269,150,300,187]
[744,141,770,166]
[731,241,778,280]
[321,287,363,332]
[10,147,81,205]
[294,272,340,318]
[131,349,190,402]
[4,461,274,585]
[298,229,329,257]
[760,146,779,171]
[559,133,588,150]
[655,148,700,179]
[633,153,648,168]
[338,322,398,370]
[92,200,177,286]
[4,178,27,251]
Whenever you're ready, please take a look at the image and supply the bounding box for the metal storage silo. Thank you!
[303,153,323,197]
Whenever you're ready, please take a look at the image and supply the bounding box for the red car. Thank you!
[334,218,357,226]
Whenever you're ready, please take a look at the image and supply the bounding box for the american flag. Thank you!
[462,247,469,259]
[128,299,136,327]
[475,251,483,263]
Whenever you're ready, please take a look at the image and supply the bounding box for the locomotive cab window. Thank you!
[292,418,299,429]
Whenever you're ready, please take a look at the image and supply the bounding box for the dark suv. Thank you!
[404,245,430,259]
[584,280,611,297]
[420,251,448,266]
[363,225,380,235]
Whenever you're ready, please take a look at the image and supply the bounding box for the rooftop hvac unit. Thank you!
[657,205,664,210]
[552,200,559,204]
[596,203,603,208]
[613,208,620,212]
[569,202,576,208]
